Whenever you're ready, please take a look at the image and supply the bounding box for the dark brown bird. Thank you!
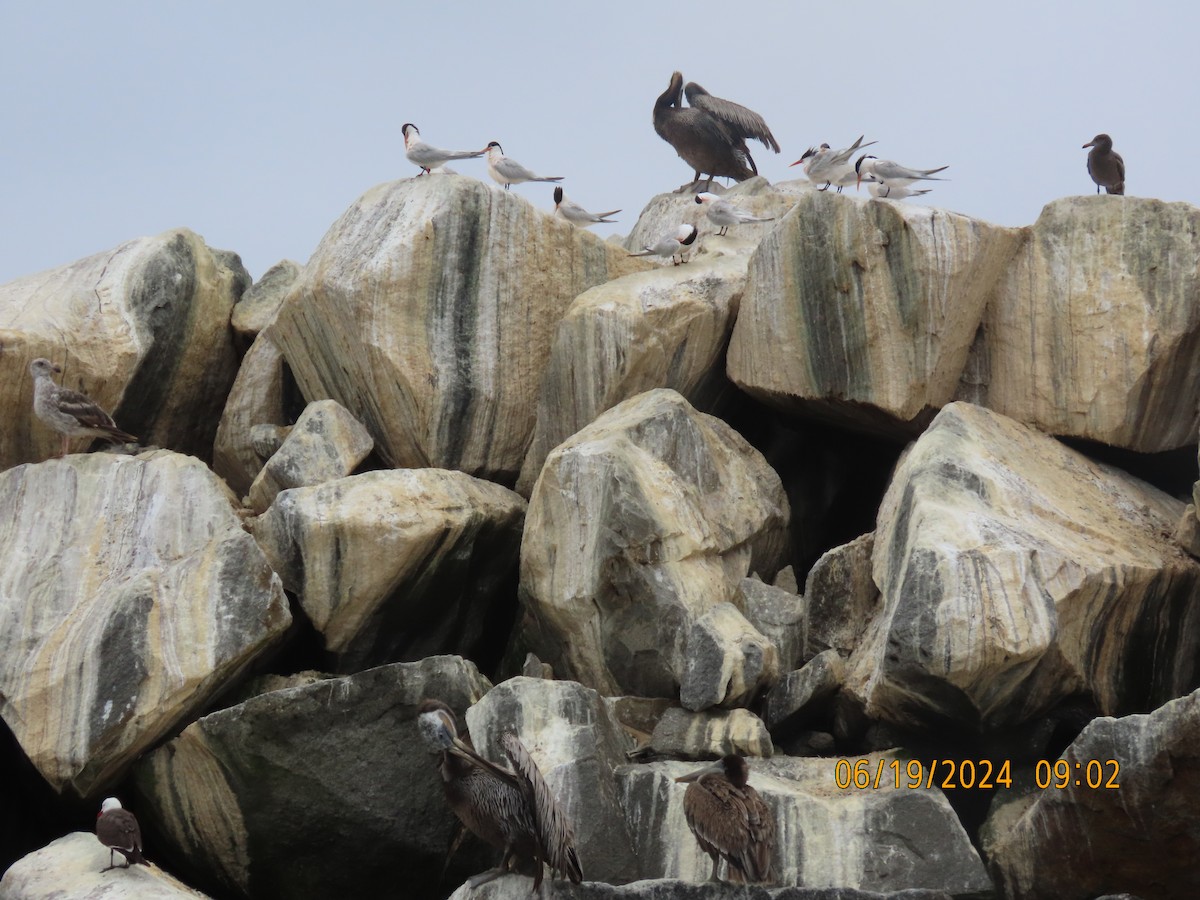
[675,755,775,884]
[417,699,583,893]
[653,72,779,191]
[1083,133,1125,195]
[96,797,148,872]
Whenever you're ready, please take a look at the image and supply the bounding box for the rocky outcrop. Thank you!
[519,389,789,703]
[976,196,1200,452]
[803,534,878,660]
[245,399,372,512]
[0,228,248,467]
[451,877,956,900]
[765,650,845,733]
[231,260,300,341]
[848,402,1200,731]
[0,831,213,899]
[736,577,805,674]
[988,686,1200,899]
[680,603,780,711]
[271,176,651,481]
[727,191,1022,435]
[134,656,493,900]
[0,451,289,796]
[253,469,525,672]
[647,707,773,760]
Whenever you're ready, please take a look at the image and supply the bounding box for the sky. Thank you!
[2,2,1198,286]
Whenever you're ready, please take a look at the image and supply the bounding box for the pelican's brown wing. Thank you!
[97,809,142,852]
[740,784,775,883]
[683,775,774,884]
[684,82,780,153]
[53,386,137,441]
[501,733,583,883]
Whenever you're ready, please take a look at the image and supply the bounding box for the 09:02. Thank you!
[1035,758,1120,789]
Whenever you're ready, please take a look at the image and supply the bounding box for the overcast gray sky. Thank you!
[2,2,1196,285]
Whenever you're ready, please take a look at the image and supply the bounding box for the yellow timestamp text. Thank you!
[833,757,1121,790]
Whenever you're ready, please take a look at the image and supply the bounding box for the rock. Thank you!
[271,176,650,480]
[0,228,248,467]
[212,331,294,498]
[617,755,990,892]
[519,389,789,700]
[0,831,213,899]
[803,534,879,660]
[516,253,747,495]
[465,677,638,885]
[250,424,291,460]
[765,650,845,734]
[736,577,805,673]
[450,876,955,899]
[976,197,1200,452]
[772,565,798,594]
[1176,503,1200,558]
[230,259,300,341]
[0,451,290,796]
[849,402,1200,731]
[727,192,1022,436]
[680,603,780,711]
[246,399,373,513]
[648,707,773,760]
[606,697,675,748]
[133,656,493,900]
[253,469,525,672]
[988,686,1200,899]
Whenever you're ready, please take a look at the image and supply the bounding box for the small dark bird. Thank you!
[653,72,779,190]
[417,699,583,893]
[676,755,775,885]
[1083,133,1125,195]
[29,358,137,458]
[96,797,148,872]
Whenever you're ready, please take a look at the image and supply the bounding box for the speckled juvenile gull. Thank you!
[29,357,137,458]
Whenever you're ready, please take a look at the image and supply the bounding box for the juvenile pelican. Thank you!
[1083,133,1125,195]
[401,123,485,175]
[628,224,698,265]
[485,142,563,189]
[29,358,137,458]
[96,798,147,872]
[417,699,583,892]
[653,72,779,190]
[553,186,620,226]
[694,193,775,236]
[676,755,774,885]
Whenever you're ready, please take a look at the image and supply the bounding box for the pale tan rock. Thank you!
[246,399,373,513]
[212,331,291,498]
[253,469,525,672]
[231,259,300,340]
[681,602,780,710]
[519,389,789,702]
[0,451,290,796]
[0,228,248,467]
[727,192,1022,434]
[0,831,213,899]
[271,176,651,480]
[1177,503,1200,559]
[850,402,1200,731]
[977,196,1200,452]
[648,706,773,759]
[516,254,747,495]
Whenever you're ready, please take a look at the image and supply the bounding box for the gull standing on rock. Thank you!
[695,192,775,236]
[553,186,620,226]
[855,156,949,190]
[628,224,699,265]
[401,123,485,175]
[1083,133,1125,195]
[485,141,563,189]
[676,755,774,884]
[791,135,876,192]
[96,798,148,872]
[29,357,137,459]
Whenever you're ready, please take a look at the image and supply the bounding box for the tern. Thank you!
[1082,134,1125,195]
[628,224,699,265]
[553,186,620,226]
[695,192,775,236]
[855,156,948,190]
[401,123,484,176]
[791,136,876,192]
[863,177,932,200]
[485,141,563,189]
[653,72,779,190]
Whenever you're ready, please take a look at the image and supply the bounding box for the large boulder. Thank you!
[803,534,878,660]
[519,389,789,704]
[848,402,1200,731]
[230,259,300,341]
[975,196,1200,452]
[0,451,290,796]
[988,686,1200,899]
[271,176,650,481]
[253,469,525,672]
[727,192,1022,435]
[0,228,248,467]
[133,656,493,900]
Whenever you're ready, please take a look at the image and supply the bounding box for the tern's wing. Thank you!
[493,156,540,181]
[684,82,780,153]
[873,160,948,181]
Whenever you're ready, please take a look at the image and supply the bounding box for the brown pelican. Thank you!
[653,72,779,190]
[95,797,148,872]
[417,699,583,892]
[1083,133,1125,195]
[675,755,774,884]
[29,358,137,458]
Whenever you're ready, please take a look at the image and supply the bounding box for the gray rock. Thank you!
[231,259,301,340]
[212,330,290,498]
[648,707,773,759]
[737,576,806,673]
[450,876,954,899]
[1176,503,1200,558]
[766,650,845,733]
[134,656,493,900]
[803,533,878,660]
[681,602,780,711]
[246,399,373,512]
[772,565,799,594]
